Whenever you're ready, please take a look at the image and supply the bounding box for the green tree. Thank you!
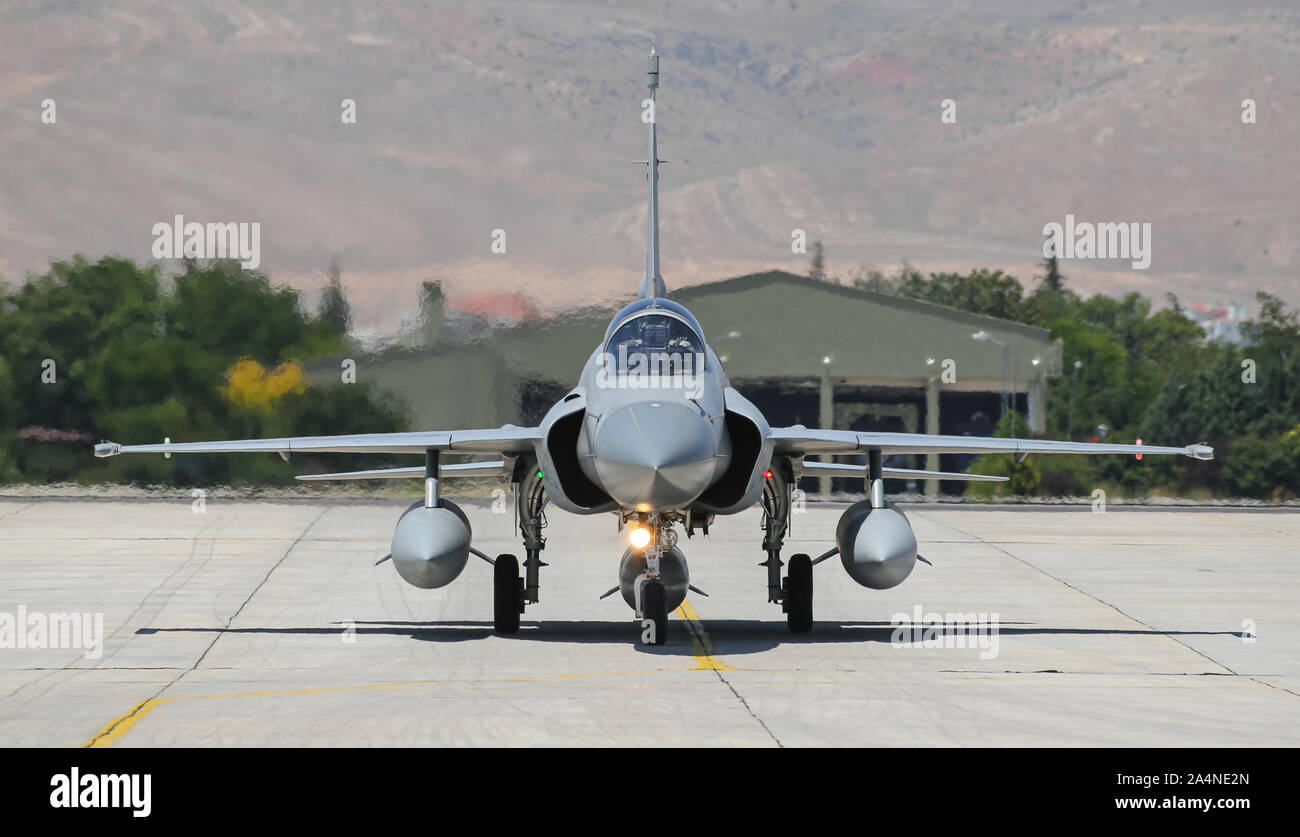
[1039,255,1064,292]
[1221,428,1300,500]
[0,255,403,486]
[1,256,164,434]
[318,256,352,335]
[1239,292,1300,431]
[964,411,1040,498]
[893,268,1027,320]
[808,240,826,282]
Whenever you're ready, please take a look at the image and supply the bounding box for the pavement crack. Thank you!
[0,502,34,522]
[87,507,329,747]
[677,606,783,747]
[912,511,1295,700]
[712,669,782,747]
[185,507,328,675]
[0,514,236,710]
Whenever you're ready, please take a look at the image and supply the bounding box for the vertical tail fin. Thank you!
[638,48,668,300]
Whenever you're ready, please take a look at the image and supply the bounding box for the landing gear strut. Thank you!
[761,465,813,632]
[493,461,548,636]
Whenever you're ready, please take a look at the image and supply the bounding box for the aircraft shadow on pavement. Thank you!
[135,621,1247,660]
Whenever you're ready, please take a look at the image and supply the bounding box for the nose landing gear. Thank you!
[625,513,678,646]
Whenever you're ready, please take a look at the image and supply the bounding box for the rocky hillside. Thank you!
[2,0,1296,332]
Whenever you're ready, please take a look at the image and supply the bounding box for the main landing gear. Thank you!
[762,465,813,633]
[493,463,547,635]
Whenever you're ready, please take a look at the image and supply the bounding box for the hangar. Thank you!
[333,271,1063,497]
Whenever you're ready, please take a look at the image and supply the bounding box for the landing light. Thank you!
[629,527,652,549]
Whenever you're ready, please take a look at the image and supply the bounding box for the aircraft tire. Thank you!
[494,554,521,635]
[786,553,813,633]
[642,580,668,646]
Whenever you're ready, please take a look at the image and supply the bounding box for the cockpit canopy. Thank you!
[603,300,707,375]
[603,298,704,343]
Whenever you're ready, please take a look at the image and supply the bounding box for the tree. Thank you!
[1222,427,1300,500]
[318,256,352,335]
[1,256,164,434]
[850,263,918,295]
[419,280,445,345]
[963,411,1040,498]
[892,268,1026,320]
[808,241,826,281]
[0,255,404,486]
[849,266,890,294]
[1038,255,1064,292]
[1020,258,1079,327]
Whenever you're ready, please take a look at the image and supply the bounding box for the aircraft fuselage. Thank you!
[533,297,773,517]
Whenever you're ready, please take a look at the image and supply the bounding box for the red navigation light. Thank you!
[763,469,774,480]
[1135,438,1143,460]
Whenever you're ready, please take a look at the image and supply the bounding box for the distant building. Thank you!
[410,287,543,345]
[445,291,541,326]
[1185,301,1251,344]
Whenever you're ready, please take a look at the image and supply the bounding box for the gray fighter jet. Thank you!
[95,51,1214,645]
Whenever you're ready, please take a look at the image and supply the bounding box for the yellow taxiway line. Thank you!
[676,598,735,671]
[86,600,733,747]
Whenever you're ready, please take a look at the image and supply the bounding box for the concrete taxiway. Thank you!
[0,498,1297,747]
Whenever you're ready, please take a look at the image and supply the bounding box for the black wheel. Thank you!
[641,580,668,646]
[494,554,521,635]
[785,553,813,633]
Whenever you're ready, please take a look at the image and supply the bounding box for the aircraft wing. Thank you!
[797,460,1008,482]
[295,461,510,481]
[93,425,541,459]
[769,427,1213,460]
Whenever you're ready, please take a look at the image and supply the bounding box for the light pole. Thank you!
[819,354,833,496]
[972,331,1011,436]
[923,357,940,500]
[1030,356,1042,432]
[1067,359,1082,440]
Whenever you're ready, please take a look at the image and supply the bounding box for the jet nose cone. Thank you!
[593,401,717,509]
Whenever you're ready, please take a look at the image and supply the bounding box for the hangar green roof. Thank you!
[496,270,1061,385]
[334,270,1062,430]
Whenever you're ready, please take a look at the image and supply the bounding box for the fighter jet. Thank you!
[94,51,1214,645]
